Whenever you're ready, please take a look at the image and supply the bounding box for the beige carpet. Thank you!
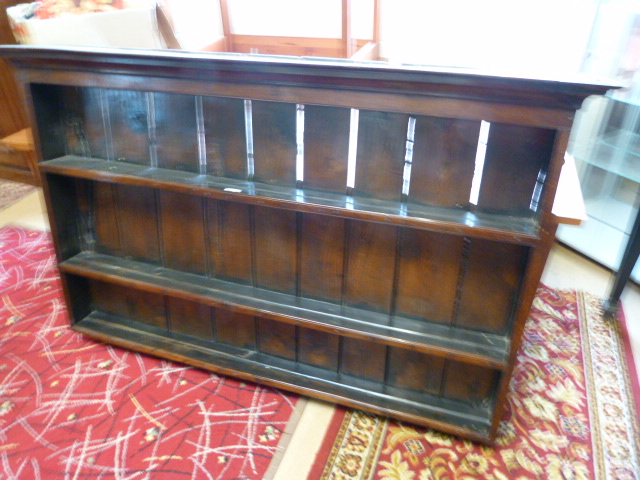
[0,179,36,211]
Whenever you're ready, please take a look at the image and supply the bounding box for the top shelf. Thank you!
[41,155,540,244]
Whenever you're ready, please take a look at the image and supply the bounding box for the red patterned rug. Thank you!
[0,226,300,479]
[308,286,640,480]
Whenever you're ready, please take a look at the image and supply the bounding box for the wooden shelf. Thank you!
[74,312,495,441]
[41,156,541,245]
[59,251,510,368]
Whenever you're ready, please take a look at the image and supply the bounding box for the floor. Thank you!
[2,189,639,479]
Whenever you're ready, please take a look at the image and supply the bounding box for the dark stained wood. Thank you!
[167,296,213,340]
[113,184,160,263]
[442,361,499,405]
[410,116,480,208]
[90,279,131,318]
[154,93,199,172]
[341,337,386,383]
[299,213,345,302]
[257,317,297,360]
[386,347,444,394]
[252,100,296,186]
[395,229,463,324]
[298,327,340,371]
[126,289,168,329]
[354,110,407,201]
[207,199,253,284]
[93,181,120,255]
[106,89,150,165]
[159,191,207,274]
[454,239,529,333]
[345,220,396,313]
[477,124,556,215]
[254,206,297,294]
[202,96,247,178]
[215,309,256,350]
[303,105,351,193]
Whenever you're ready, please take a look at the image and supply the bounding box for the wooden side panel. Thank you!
[341,337,386,383]
[159,191,206,274]
[202,96,247,178]
[344,220,396,313]
[410,117,480,208]
[455,240,529,333]
[254,206,297,294]
[93,181,120,255]
[207,199,253,284]
[257,317,297,360]
[477,124,555,214]
[215,309,256,350]
[395,229,463,324]
[252,101,297,186]
[303,105,350,193]
[154,93,199,172]
[442,361,499,405]
[298,328,340,371]
[30,84,66,161]
[113,184,160,264]
[167,297,213,340]
[106,89,150,165]
[386,348,445,394]
[354,110,407,201]
[299,213,345,302]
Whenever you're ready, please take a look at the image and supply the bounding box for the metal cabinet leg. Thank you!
[604,206,640,317]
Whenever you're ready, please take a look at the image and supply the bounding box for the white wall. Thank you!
[379,0,598,76]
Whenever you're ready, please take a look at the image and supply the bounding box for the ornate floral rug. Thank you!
[308,285,640,480]
[0,180,36,210]
[0,226,300,479]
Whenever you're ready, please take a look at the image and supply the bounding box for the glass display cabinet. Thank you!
[558,88,640,283]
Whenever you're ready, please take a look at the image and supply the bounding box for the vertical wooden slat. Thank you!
[82,88,109,159]
[114,184,161,263]
[167,297,213,340]
[252,101,297,186]
[207,199,253,284]
[254,206,297,294]
[395,229,463,324]
[154,93,199,172]
[477,124,555,214]
[454,240,529,333]
[106,89,150,165]
[202,96,247,178]
[215,309,256,350]
[126,289,168,329]
[442,361,499,405]
[298,328,340,371]
[93,181,120,255]
[344,220,396,313]
[159,191,206,274]
[303,105,351,193]
[257,317,297,360]
[341,337,386,383]
[59,87,91,157]
[354,110,407,201]
[90,280,130,318]
[300,213,345,302]
[410,117,480,208]
[386,348,444,394]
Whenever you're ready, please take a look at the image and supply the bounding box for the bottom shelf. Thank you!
[74,312,496,442]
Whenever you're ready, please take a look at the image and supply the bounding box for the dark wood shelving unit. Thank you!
[1,45,611,443]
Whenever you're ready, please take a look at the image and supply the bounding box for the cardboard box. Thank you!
[7,3,165,49]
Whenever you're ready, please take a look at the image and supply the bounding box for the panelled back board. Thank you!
[1,46,611,443]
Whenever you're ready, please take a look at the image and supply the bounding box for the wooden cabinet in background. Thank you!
[1,45,611,443]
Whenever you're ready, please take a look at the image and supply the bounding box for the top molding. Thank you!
[0,45,618,111]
